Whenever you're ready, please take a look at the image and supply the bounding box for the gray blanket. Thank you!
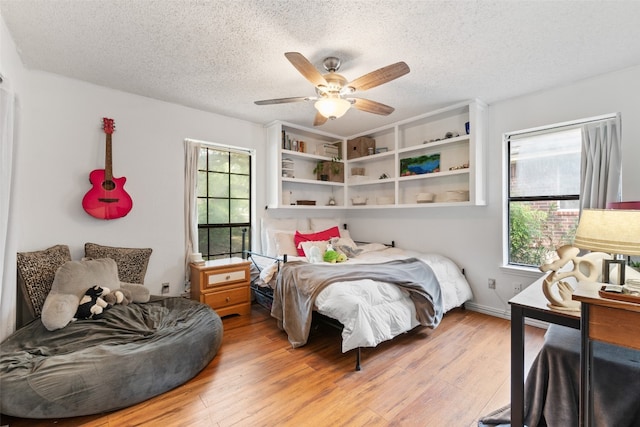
[479,324,640,427]
[271,258,443,348]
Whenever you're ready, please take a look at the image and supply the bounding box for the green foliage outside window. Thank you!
[509,202,577,267]
[197,146,251,259]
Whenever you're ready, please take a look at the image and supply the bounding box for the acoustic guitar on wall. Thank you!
[82,118,133,220]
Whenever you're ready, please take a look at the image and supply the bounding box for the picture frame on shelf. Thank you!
[400,153,440,176]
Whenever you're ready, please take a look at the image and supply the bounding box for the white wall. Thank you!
[11,71,266,290]
[3,8,640,335]
[0,13,27,339]
[345,64,640,318]
[1,13,268,340]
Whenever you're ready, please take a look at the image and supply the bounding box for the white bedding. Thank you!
[255,243,473,352]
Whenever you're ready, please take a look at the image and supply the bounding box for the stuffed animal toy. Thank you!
[323,244,347,263]
[308,245,323,264]
[74,285,112,320]
[103,288,132,306]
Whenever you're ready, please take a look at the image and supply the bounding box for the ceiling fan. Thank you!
[255,52,410,126]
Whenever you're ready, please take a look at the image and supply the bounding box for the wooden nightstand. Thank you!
[190,257,251,317]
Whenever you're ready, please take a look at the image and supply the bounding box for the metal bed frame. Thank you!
[241,226,396,371]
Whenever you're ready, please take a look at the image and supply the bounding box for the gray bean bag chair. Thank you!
[2,244,223,419]
[0,297,222,418]
[1,295,223,418]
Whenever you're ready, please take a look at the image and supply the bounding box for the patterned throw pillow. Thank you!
[84,243,152,284]
[16,244,72,317]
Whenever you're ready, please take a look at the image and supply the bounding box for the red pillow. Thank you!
[294,226,341,256]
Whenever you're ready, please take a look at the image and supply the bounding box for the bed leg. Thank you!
[355,348,361,371]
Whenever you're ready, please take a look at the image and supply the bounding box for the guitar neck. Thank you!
[105,134,113,181]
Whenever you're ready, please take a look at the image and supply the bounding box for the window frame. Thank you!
[502,113,617,270]
[196,143,253,260]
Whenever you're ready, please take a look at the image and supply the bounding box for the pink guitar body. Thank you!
[82,169,133,220]
[82,118,133,220]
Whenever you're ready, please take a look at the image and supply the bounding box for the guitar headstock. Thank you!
[102,118,115,134]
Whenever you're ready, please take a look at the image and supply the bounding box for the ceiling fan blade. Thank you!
[347,62,410,92]
[313,112,328,126]
[254,96,312,105]
[285,52,328,87]
[351,98,395,116]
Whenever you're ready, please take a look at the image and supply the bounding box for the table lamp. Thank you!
[573,209,640,285]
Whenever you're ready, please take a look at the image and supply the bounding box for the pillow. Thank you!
[298,240,330,258]
[261,217,309,255]
[16,244,72,317]
[84,243,152,284]
[330,237,363,258]
[41,258,121,331]
[274,232,298,256]
[119,282,151,303]
[338,229,357,246]
[264,228,292,257]
[309,217,341,232]
[293,226,341,256]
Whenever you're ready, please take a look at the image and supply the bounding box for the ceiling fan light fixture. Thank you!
[314,97,351,119]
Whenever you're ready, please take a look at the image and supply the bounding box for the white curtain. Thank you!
[1,87,16,340]
[184,140,200,287]
[580,115,622,210]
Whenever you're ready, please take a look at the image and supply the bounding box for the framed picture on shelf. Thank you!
[400,153,440,176]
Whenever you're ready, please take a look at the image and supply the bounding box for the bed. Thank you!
[1,243,223,419]
[251,217,473,369]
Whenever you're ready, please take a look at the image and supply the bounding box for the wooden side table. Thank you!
[573,283,640,427]
[509,282,580,427]
[190,257,252,317]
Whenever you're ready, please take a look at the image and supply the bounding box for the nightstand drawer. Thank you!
[203,287,249,308]
[204,269,247,288]
[190,258,251,317]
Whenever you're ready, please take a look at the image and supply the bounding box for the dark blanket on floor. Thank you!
[479,324,640,427]
[271,257,442,348]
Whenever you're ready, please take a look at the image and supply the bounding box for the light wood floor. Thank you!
[1,304,545,427]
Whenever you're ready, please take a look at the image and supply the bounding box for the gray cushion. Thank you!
[16,245,72,317]
[84,242,152,284]
[41,258,121,331]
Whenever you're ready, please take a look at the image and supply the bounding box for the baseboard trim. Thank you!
[465,301,549,329]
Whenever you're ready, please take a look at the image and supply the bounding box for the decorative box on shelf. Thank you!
[314,161,344,182]
[347,136,376,159]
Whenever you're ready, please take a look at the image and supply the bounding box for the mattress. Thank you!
[258,244,472,352]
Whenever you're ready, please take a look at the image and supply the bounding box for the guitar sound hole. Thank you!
[102,180,116,191]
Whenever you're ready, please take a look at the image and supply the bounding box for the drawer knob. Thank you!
[226,296,231,302]
[226,275,231,280]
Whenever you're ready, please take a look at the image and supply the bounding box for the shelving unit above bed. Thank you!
[266,99,487,209]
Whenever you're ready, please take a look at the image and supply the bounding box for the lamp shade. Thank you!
[573,209,640,255]
[314,98,351,119]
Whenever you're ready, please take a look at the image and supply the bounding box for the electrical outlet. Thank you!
[488,278,496,289]
[513,282,523,295]
[162,282,170,294]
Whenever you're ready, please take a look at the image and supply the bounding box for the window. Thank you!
[197,146,251,260]
[506,127,582,267]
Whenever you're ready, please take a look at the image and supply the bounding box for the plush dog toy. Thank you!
[74,285,112,320]
[103,288,132,306]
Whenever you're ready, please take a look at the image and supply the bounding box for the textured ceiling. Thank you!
[2,0,640,136]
